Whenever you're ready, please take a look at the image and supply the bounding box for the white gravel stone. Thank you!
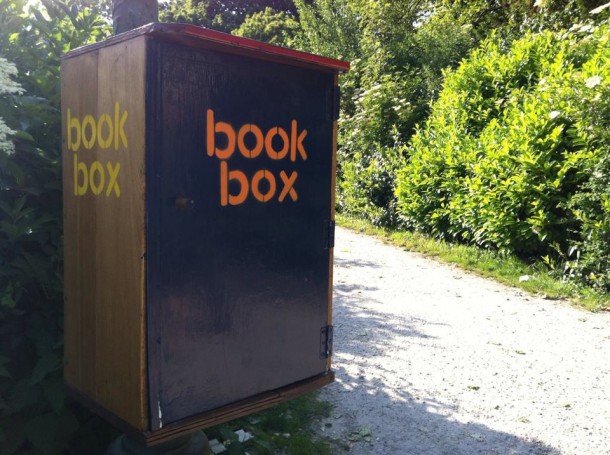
[317,227,610,455]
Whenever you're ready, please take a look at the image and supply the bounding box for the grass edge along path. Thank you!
[336,214,610,312]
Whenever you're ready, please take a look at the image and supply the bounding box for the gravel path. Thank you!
[316,227,610,455]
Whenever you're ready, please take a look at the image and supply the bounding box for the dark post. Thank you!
[112,0,159,34]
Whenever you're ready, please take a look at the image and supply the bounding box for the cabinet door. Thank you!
[146,41,335,429]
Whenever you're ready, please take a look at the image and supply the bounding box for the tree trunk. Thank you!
[112,0,159,35]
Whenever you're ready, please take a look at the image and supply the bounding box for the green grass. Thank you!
[205,392,332,454]
[336,214,610,312]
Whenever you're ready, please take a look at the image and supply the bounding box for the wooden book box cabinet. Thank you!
[61,23,348,445]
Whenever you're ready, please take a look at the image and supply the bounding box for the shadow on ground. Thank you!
[321,253,560,455]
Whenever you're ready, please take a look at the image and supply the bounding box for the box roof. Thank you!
[63,22,350,74]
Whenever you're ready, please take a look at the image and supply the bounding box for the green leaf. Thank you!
[14,130,35,142]
[219,427,239,443]
[29,352,60,385]
[1,293,15,309]
[31,10,51,34]
[42,377,65,414]
[9,380,40,412]
[25,412,58,451]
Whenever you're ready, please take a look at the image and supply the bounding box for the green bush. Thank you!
[568,154,610,289]
[231,7,300,46]
[565,25,610,289]
[324,1,483,228]
[0,1,114,453]
[338,144,404,227]
[396,20,610,286]
[328,0,609,232]
[336,72,414,227]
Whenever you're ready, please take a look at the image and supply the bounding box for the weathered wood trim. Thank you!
[67,372,334,446]
[327,73,339,371]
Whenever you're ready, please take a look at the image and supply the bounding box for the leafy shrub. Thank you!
[231,7,300,46]
[565,24,610,288]
[336,71,416,227]
[396,20,610,285]
[322,1,483,228]
[0,1,114,453]
[0,59,23,155]
[332,0,609,232]
[160,0,299,33]
[338,144,404,227]
[568,154,610,289]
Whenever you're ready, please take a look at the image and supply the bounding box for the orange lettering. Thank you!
[238,124,264,159]
[206,109,215,157]
[265,127,289,160]
[207,109,236,160]
[291,120,308,161]
[220,161,249,206]
[279,171,298,202]
[252,170,277,202]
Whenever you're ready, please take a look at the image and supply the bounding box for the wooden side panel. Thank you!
[63,51,99,400]
[62,36,148,430]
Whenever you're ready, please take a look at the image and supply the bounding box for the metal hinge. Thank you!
[320,325,334,359]
[325,220,335,249]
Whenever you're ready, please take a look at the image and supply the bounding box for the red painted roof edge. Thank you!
[151,23,350,73]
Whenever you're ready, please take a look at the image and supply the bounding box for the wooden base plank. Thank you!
[66,371,334,447]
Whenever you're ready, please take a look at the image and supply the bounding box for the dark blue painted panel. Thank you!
[146,41,334,428]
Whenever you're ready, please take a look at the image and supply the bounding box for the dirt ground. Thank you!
[315,227,610,455]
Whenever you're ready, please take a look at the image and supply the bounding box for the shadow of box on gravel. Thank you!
[60,22,348,447]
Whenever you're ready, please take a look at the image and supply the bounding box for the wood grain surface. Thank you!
[62,35,148,430]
